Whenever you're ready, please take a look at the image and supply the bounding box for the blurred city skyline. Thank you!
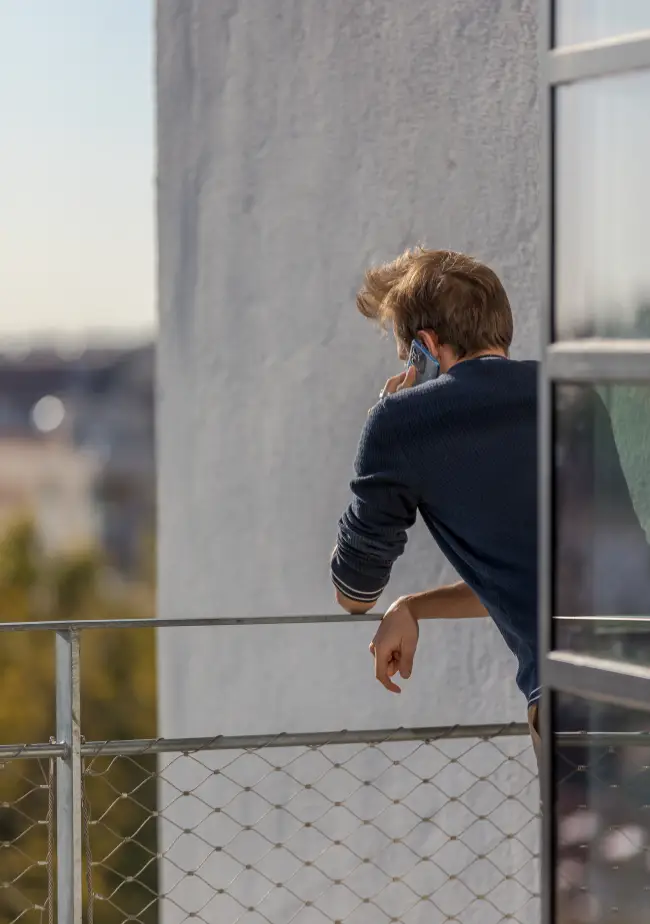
[0,1,154,341]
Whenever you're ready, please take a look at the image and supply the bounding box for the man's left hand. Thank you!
[369,596,419,693]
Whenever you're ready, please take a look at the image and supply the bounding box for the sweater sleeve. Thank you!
[331,403,418,603]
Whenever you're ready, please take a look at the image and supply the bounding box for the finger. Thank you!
[399,642,416,680]
[381,371,407,398]
[397,365,417,391]
[369,641,376,656]
[375,647,401,693]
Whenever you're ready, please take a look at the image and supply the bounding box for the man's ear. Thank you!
[417,329,440,360]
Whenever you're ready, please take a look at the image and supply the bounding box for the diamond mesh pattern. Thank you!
[555,732,650,924]
[0,758,54,924]
[82,734,540,924]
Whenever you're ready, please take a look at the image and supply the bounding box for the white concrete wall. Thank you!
[156,1,540,918]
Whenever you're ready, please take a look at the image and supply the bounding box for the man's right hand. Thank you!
[369,596,419,693]
[380,365,417,399]
[369,366,418,415]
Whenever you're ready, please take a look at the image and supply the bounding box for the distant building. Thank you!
[0,343,154,573]
[0,436,100,555]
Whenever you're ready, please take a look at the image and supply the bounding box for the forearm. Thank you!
[334,587,377,614]
[406,581,488,620]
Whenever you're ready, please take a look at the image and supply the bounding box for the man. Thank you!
[330,248,541,750]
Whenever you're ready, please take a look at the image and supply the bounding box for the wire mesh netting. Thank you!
[0,757,54,924]
[10,729,650,924]
[555,723,650,924]
[81,733,540,924]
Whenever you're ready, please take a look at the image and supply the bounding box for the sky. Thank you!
[0,1,154,343]
[2,1,649,346]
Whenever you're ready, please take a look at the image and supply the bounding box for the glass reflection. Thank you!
[555,71,650,339]
[554,693,650,924]
[554,385,650,655]
[555,0,650,46]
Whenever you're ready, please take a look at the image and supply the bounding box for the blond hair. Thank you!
[357,248,513,357]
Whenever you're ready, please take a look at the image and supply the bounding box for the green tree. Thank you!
[0,519,157,923]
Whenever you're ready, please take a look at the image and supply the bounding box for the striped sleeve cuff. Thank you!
[527,686,542,705]
[330,547,387,604]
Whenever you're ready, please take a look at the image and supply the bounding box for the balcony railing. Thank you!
[0,617,542,924]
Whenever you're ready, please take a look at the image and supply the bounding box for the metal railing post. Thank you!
[55,629,83,924]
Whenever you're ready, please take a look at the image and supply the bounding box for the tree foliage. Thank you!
[0,519,157,922]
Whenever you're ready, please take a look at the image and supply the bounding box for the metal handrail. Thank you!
[0,613,383,633]
[0,612,648,633]
[0,723,529,761]
[79,721,532,755]
[6,725,650,763]
[0,741,67,760]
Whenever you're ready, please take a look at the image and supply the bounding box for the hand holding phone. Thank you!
[407,339,440,385]
[378,366,416,401]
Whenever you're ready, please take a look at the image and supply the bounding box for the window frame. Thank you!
[539,6,650,924]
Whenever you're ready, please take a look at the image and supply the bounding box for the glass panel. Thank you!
[555,70,650,339]
[554,384,650,658]
[555,0,650,47]
[554,692,650,924]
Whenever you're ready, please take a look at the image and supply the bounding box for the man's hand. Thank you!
[369,596,419,693]
[380,365,417,400]
[368,366,417,416]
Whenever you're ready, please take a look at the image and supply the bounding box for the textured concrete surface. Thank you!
[156,1,541,916]
[157,0,540,739]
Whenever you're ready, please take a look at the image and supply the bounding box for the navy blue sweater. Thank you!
[331,356,540,704]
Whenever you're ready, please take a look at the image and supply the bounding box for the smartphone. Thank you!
[407,339,440,384]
